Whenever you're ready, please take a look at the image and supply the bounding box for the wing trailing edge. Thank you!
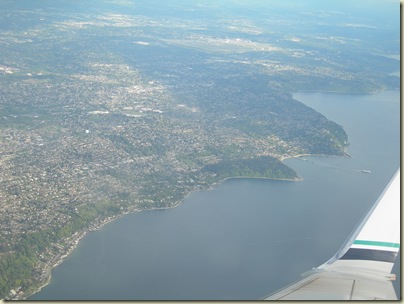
[263,168,400,300]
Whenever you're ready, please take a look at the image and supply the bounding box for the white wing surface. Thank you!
[263,168,400,300]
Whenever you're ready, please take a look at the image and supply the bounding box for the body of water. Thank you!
[30,90,400,300]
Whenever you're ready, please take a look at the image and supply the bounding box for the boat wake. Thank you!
[297,157,371,174]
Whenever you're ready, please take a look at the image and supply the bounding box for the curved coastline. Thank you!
[28,148,348,300]
[25,83,360,300]
[27,89,399,300]
[26,156,305,299]
[27,90,353,299]
[27,152,348,299]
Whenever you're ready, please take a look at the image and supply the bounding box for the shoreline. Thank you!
[281,152,351,162]
[279,153,312,162]
[26,210,137,299]
[23,90,393,300]
[26,153,343,300]
[29,230,87,298]
[25,159,304,300]
[291,87,397,95]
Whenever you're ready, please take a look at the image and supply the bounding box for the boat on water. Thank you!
[361,170,371,173]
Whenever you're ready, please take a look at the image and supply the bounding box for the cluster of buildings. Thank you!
[0,17,351,298]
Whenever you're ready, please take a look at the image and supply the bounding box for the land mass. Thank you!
[0,0,399,299]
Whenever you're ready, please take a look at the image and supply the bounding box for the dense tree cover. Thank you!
[0,252,36,297]
[202,156,298,180]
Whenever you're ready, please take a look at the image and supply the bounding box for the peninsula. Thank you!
[0,0,398,299]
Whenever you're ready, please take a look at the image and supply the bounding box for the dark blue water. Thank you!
[30,90,400,300]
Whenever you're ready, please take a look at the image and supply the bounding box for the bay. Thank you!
[30,90,400,300]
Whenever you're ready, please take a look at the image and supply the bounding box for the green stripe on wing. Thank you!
[354,240,400,248]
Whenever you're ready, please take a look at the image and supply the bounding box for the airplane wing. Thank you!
[263,168,400,300]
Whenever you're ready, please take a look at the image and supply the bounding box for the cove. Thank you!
[30,90,400,300]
